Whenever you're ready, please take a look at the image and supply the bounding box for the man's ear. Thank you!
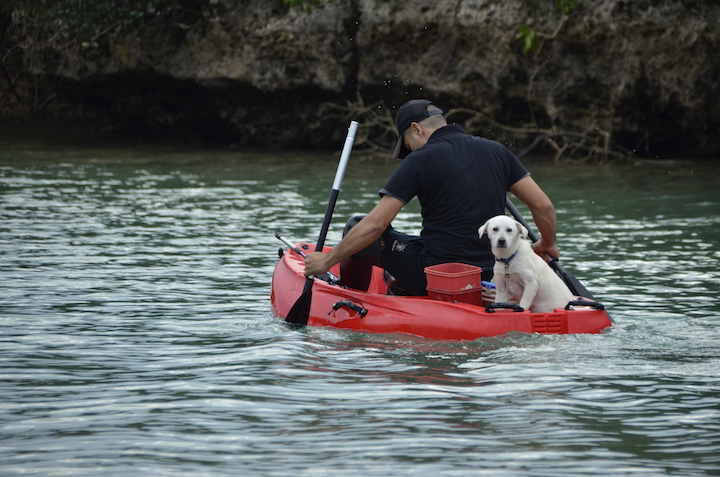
[409,122,422,137]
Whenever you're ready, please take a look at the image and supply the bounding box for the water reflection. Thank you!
[1,138,719,476]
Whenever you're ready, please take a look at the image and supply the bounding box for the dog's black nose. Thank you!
[497,238,506,247]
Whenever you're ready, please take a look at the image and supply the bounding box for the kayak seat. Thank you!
[384,270,414,296]
[339,215,385,292]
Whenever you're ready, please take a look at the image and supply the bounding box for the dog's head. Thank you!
[478,215,529,257]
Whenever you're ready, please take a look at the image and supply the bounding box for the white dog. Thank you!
[478,215,574,313]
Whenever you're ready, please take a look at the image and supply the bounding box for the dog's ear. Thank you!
[478,222,488,238]
[517,222,529,239]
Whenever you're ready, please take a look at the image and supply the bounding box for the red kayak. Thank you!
[271,243,612,341]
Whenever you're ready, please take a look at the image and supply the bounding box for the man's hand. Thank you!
[303,251,331,277]
[532,238,561,263]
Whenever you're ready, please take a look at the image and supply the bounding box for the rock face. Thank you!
[3,0,719,158]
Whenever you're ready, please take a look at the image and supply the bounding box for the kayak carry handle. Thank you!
[485,303,525,313]
[565,299,605,311]
[330,300,368,318]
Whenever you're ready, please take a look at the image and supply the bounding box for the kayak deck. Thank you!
[271,244,612,340]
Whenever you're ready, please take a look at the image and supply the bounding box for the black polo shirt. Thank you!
[379,125,529,270]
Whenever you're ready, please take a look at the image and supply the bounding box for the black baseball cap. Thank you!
[392,99,444,159]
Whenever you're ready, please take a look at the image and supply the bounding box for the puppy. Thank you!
[478,215,574,313]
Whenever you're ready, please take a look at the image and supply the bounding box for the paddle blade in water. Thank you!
[285,278,313,325]
[284,121,358,327]
[506,196,599,302]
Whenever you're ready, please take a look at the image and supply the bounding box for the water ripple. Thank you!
[2,150,720,476]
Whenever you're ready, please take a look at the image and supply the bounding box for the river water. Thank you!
[2,126,720,476]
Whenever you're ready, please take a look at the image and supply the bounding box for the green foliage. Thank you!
[517,0,576,53]
[516,25,540,53]
[47,0,184,45]
[555,0,576,18]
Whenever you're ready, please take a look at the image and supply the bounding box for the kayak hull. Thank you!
[271,244,612,341]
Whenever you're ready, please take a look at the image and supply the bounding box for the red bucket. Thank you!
[424,262,483,305]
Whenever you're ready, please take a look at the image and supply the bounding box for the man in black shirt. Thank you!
[303,99,560,296]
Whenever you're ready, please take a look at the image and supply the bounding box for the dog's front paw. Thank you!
[519,300,533,311]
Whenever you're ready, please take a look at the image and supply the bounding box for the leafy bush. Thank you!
[555,0,576,18]
[47,0,184,45]
[517,0,576,53]
[516,25,540,53]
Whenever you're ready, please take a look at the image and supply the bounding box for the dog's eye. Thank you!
[492,227,499,232]
[506,227,513,233]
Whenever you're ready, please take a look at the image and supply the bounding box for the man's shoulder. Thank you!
[464,134,515,158]
[435,126,505,148]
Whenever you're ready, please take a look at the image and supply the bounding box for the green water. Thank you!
[1,126,719,476]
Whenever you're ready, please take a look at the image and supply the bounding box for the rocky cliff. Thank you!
[2,0,719,159]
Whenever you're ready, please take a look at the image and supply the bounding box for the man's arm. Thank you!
[303,195,405,277]
[508,175,560,259]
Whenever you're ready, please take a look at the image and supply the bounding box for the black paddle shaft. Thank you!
[314,189,339,252]
[285,121,358,326]
[504,197,596,300]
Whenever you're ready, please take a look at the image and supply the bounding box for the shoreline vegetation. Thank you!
[2,0,718,162]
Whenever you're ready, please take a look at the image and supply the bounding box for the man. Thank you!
[303,99,559,296]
